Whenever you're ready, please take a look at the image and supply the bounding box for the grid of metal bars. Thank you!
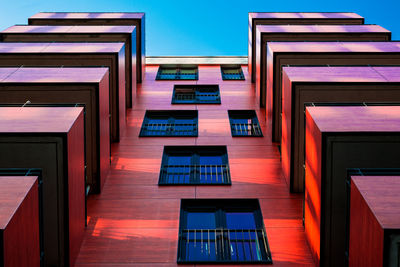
[141,123,197,136]
[178,228,271,263]
[140,111,198,137]
[231,122,262,136]
[156,66,198,80]
[159,164,231,185]
[229,110,263,137]
[221,65,245,80]
[172,85,221,104]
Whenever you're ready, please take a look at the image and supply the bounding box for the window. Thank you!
[139,110,198,137]
[178,199,272,264]
[172,85,221,104]
[228,110,263,137]
[159,146,231,185]
[221,65,245,80]
[156,64,198,80]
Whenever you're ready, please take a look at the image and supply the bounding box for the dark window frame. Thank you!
[159,146,231,185]
[139,110,198,137]
[228,110,263,137]
[177,199,272,264]
[172,85,221,104]
[156,64,198,80]
[221,64,245,80]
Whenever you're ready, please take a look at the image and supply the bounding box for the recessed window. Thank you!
[156,64,198,80]
[221,65,245,80]
[177,199,272,264]
[139,110,198,137]
[172,85,221,104]
[228,110,263,137]
[159,146,231,185]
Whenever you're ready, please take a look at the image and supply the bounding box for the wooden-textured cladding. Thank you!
[281,66,400,193]
[0,25,136,109]
[248,12,365,82]
[0,67,110,193]
[0,176,40,267]
[28,12,146,83]
[74,66,316,266]
[67,109,86,266]
[305,106,400,267]
[349,177,385,267]
[256,24,391,112]
[0,42,125,142]
[267,41,400,143]
[0,107,85,266]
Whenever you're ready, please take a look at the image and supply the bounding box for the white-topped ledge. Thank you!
[146,56,247,65]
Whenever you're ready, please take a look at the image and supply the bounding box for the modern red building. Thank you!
[0,11,400,267]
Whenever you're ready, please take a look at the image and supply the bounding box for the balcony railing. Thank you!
[159,164,231,185]
[231,122,263,137]
[174,92,220,104]
[140,122,197,136]
[178,228,272,263]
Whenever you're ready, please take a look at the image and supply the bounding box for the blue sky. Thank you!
[0,0,399,56]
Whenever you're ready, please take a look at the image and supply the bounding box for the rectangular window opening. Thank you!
[228,110,263,137]
[178,199,272,264]
[159,146,231,185]
[156,64,198,80]
[172,85,221,104]
[139,110,198,137]
[221,65,245,80]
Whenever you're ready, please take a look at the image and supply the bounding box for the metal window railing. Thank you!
[173,91,220,104]
[175,92,196,101]
[178,228,271,263]
[140,123,197,136]
[159,164,231,185]
[196,91,221,103]
[156,68,198,80]
[221,65,245,80]
[231,123,262,137]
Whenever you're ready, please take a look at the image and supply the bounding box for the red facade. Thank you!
[349,176,400,267]
[74,65,316,266]
[0,176,40,267]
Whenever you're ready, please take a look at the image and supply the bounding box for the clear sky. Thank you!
[0,0,399,56]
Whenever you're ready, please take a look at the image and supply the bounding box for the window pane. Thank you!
[175,118,195,124]
[185,230,217,261]
[187,212,216,229]
[199,155,223,165]
[160,68,177,74]
[226,212,256,229]
[167,156,191,165]
[147,118,169,124]
[180,69,196,74]
[231,118,252,125]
